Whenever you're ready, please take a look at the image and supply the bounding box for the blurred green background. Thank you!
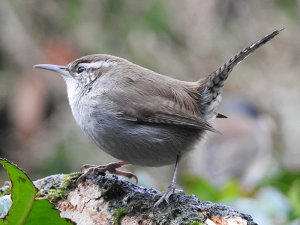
[0,1,299,224]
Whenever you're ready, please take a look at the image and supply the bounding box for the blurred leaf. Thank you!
[65,0,81,26]
[218,180,241,202]
[105,0,124,14]
[287,180,300,220]
[259,171,300,194]
[276,0,299,19]
[181,174,243,202]
[41,145,71,175]
[144,1,170,33]
[181,174,219,201]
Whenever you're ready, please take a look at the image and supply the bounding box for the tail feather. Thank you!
[201,29,283,119]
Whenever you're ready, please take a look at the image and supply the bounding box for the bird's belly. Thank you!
[81,114,201,167]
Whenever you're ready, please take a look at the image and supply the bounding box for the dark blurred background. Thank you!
[0,1,299,224]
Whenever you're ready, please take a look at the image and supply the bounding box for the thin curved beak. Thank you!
[33,64,69,76]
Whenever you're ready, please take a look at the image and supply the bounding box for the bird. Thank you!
[34,29,282,206]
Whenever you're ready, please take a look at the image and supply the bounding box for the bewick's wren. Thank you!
[34,29,281,205]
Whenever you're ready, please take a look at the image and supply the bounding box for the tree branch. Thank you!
[33,173,257,225]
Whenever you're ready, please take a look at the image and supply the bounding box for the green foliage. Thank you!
[143,0,170,33]
[181,174,219,201]
[65,0,81,26]
[105,0,124,14]
[276,0,299,19]
[260,171,300,193]
[261,171,300,221]
[218,180,241,202]
[287,180,300,220]
[0,158,74,225]
[181,174,241,202]
[41,145,72,175]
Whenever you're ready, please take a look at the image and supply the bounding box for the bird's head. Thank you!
[34,54,123,101]
[34,54,120,86]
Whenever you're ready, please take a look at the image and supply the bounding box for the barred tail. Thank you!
[201,29,282,119]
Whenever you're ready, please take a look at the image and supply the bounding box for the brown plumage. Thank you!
[68,29,281,136]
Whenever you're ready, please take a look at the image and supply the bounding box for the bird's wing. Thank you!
[115,98,217,132]
[107,73,218,133]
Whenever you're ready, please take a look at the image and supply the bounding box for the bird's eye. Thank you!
[77,66,85,74]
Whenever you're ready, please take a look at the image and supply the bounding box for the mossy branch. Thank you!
[31,172,258,225]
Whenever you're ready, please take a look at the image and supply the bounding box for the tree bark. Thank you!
[33,173,257,225]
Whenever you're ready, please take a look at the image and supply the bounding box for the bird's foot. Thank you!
[154,182,183,208]
[77,161,138,184]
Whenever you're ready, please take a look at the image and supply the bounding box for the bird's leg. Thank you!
[77,161,138,183]
[154,155,182,207]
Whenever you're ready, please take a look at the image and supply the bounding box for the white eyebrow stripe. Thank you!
[79,61,117,69]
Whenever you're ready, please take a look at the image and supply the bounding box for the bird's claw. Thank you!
[154,183,183,208]
[77,161,138,184]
